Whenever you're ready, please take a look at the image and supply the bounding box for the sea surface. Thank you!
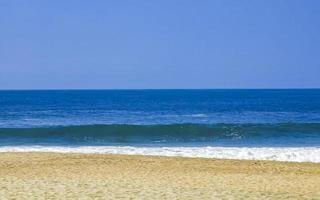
[0,89,320,162]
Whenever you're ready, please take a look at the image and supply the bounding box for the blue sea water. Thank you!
[0,89,319,148]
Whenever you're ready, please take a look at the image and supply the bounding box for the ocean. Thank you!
[0,89,320,162]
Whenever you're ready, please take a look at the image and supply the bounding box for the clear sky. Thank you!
[1,0,320,89]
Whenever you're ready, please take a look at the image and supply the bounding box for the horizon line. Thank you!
[0,88,319,91]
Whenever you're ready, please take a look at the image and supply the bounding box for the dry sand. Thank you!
[0,153,319,199]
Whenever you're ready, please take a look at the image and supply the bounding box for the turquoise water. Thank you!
[0,89,320,147]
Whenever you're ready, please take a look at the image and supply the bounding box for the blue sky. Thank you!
[1,0,319,89]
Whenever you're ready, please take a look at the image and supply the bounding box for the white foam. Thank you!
[0,146,319,163]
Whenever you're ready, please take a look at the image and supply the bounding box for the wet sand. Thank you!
[0,153,319,199]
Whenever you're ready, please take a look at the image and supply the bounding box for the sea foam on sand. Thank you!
[0,146,319,163]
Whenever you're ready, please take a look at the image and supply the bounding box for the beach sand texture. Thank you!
[0,153,319,199]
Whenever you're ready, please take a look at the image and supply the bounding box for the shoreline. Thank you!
[1,145,319,163]
[1,152,319,199]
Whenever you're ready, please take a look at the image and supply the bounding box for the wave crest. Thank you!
[0,123,319,146]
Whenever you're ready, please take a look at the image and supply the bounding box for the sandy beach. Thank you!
[0,153,319,199]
